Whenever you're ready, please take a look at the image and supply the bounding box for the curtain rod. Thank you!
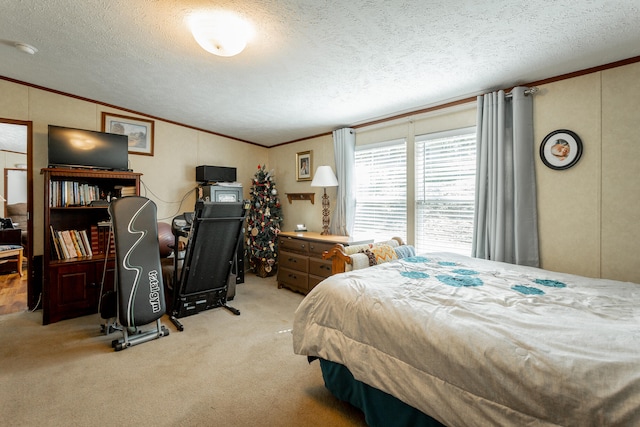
[505,87,539,98]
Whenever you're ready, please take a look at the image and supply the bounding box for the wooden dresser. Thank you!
[277,231,372,294]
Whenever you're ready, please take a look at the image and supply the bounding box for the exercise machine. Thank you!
[107,196,170,351]
[169,200,248,331]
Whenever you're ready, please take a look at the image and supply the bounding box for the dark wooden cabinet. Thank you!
[277,231,372,294]
[0,228,22,245]
[42,168,140,324]
[46,258,116,322]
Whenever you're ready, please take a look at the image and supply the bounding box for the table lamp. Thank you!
[310,166,338,235]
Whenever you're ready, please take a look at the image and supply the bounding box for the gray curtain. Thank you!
[331,128,355,236]
[472,87,539,267]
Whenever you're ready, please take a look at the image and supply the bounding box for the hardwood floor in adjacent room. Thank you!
[0,270,27,315]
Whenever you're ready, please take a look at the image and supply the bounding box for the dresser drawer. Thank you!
[277,267,309,291]
[279,237,309,254]
[277,232,374,296]
[308,274,326,291]
[279,251,309,272]
[309,258,332,278]
[308,240,335,257]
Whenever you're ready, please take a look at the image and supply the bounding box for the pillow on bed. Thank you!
[370,244,398,264]
[344,243,374,256]
[349,253,373,270]
[394,245,416,259]
[359,249,378,266]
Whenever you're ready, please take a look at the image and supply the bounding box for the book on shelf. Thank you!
[50,226,62,260]
[71,230,84,257]
[56,231,69,259]
[80,230,93,257]
[90,225,99,255]
[90,224,115,256]
[60,230,78,259]
[50,227,95,260]
[49,180,103,207]
[115,185,137,197]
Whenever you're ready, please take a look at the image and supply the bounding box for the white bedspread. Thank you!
[292,252,640,426]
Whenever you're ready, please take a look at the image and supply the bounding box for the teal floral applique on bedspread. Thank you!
[512,285,545,295]
[437,274,483,287]
[451,269,479,276]
[394,256,568,296]
[511,278,566,295]
[534,279,567,288]
[404,256,430,263]
[401,271,430,279]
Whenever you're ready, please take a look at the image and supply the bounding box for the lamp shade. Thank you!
[310,166,338,187]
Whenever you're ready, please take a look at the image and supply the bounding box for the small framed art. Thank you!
[296,150,313,181]
[102,112,155,156]
[540,129,582,170]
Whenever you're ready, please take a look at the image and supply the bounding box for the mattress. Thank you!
[292,252,640,426]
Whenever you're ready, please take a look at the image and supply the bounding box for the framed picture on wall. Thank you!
[540,129,582,170]
[102,112,155,156]
[296,150,313,181]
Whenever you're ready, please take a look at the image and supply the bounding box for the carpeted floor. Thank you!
[0,275,367,427]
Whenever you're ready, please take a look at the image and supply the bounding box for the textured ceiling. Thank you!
[1,0,640,147]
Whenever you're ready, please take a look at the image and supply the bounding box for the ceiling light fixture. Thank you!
[189,12,253,57]
[15,42,38,55]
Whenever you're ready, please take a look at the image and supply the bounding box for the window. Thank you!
[415,127,476,255]
[353,139,407,243]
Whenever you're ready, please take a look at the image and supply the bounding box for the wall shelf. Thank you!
[286,193,315,204]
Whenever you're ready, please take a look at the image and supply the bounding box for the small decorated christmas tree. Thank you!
[246,165,283,277]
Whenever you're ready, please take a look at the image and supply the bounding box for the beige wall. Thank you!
[0,79,267,256]
[534,74,603,278]
[535,61,640,283]
[600,63,640,282]
[269,134,335,232]
[2,60,639,283]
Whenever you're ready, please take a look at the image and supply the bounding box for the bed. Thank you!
[292,251,640,426]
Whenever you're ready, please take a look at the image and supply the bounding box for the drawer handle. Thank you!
[288,273,298,279]
[288,258,297,263]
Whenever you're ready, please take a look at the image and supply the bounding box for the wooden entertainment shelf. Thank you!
[41,168,141,324]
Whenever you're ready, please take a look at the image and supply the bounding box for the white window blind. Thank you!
[415,127,476,255]
[353,139,407,243]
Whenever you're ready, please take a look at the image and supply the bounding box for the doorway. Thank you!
[0,119,33,315]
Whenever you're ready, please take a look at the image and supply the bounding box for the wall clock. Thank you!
[540,129,582,170]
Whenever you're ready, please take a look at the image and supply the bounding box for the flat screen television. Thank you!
[48,125,129,171]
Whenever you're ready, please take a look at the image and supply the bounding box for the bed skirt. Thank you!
[316,358,444,427]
